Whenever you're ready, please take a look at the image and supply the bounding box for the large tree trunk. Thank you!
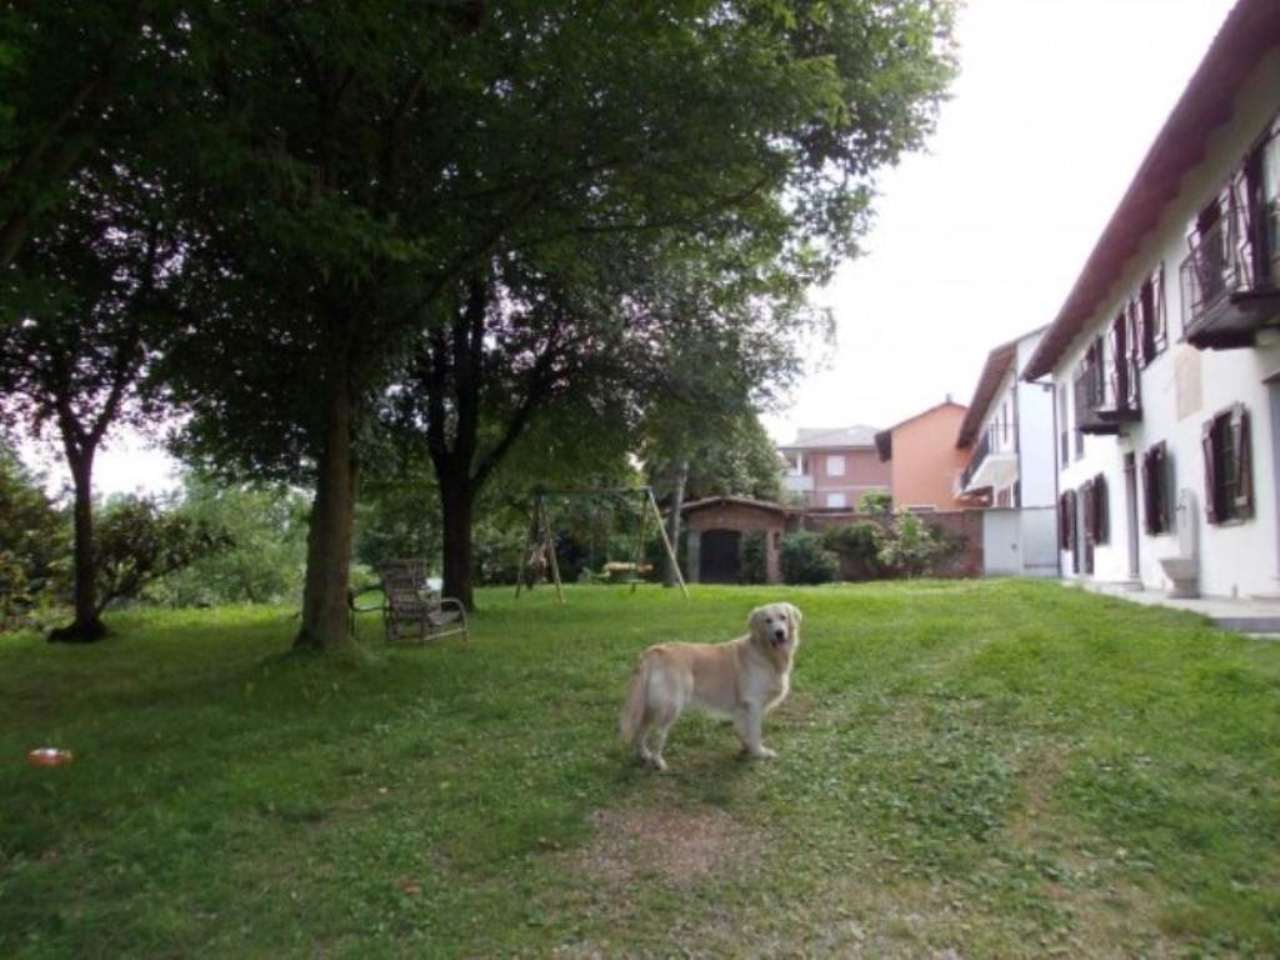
[49,449,107,643]
[439,474,475,612]
[663,457,689,587]
[295,369,357,651]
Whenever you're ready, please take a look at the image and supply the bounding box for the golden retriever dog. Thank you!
[619,602,802,771]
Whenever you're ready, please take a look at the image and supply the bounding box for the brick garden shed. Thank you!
[680,496,788,585]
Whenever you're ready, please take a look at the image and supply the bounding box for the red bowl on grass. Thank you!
[27,748,74,767]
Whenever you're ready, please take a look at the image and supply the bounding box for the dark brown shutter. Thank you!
[1094,473,1109,544]
[1142,449,1155,533]
[1059,493,1070,549]
[1162,442,1172,535]
[1132,292,1148,366]
[1152,263,1168,352]
[1124,302,1142,408]
[1202,419,1218,524]
[1066,490,1077,549]
[1233,405,1253,519]
[1081,480,1095,543]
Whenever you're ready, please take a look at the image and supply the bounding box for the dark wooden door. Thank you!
[700,529,741,584]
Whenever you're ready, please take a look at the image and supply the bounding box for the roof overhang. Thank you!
[1022,0,1280,381]
[679,495,789,516]
[957,341,1017,447]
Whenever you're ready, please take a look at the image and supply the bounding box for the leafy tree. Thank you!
[91,495,233,621]
[167,0,956,639]
[0,444,69,625]
[0,161,180,642]
[150,474,309,607]
[0,2,184,267]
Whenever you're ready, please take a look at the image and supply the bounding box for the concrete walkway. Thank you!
[1081,581,1280,635]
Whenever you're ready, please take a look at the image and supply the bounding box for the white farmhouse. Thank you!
[1022,0,1280,599]
[956,326,1055,511]
[955,327,1059,578]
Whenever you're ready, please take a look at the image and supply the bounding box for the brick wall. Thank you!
[796,509,984,579]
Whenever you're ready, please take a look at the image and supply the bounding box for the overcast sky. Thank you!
[764,0,1239,442]
[28,0,1242,496]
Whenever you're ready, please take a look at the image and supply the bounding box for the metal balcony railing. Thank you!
[1180,200,1280,347]
[1073,337,1140,435]
[958,421,1016,493]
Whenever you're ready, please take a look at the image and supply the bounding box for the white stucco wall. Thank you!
[969,330,1056,508]
[1015,332,1057,508]
[1051,49,1280,598]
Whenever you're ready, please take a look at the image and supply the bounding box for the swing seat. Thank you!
[601,561,654,583]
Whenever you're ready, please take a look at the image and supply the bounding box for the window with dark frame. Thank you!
[1058,491,1072,550]
[1141,442,1173,535]
[1073,357,1086,460]
[1202,404,1254,524]
[1058,384,1069,465]
[1091,473,1109,545]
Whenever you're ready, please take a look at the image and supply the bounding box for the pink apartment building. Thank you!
[777,426,891,509]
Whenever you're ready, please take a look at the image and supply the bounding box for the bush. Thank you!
[858,490,893,515]
[741,530,767,584]
[877,510,961,578]
[153,477,309,607]
[472,520,525,586]
[97,496,234,612]
[821,522,885,580]
[0,447,70,625]
[780,531,839,585]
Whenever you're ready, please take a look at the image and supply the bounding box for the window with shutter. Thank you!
[1065,489,1077,550]
[1093,473,1110,544]
[1204,404,1255,523]
[1058,384,1069,464]
[1151,263,1168,353]
[1140,278,1156,364]
[1081,479,1095,544]
[1142,442,1171,535]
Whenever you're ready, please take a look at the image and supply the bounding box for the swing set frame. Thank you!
[514,486,688,602]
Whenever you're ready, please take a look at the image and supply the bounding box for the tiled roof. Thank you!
[777,424,880,450]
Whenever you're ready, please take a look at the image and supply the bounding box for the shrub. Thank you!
[741,530,768,584]
[780,531,839,585]
[821,522,886,580]
[0,447,70,625]
[472,520,525,585]
[97,496,234,611]
[877,510,962,578]
[153,477,309,607]
[858,490,893,515]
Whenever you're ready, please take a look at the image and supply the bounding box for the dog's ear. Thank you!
[787,603,803,627]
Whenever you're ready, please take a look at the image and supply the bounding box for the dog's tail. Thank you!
[619,654,651,745]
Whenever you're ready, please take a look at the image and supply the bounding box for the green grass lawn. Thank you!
[2,580,1279,958]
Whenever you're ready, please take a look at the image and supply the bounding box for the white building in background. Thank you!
[955,326,1055,510]
[1022,0,1280,598]
[955,326,1059,578]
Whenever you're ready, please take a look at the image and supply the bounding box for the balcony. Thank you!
[1180,201,1280,349]
[1073,348,1141,436]
[957,427,1017,496]
[782,473,814,494]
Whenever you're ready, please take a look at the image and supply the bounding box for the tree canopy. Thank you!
[4,0,957,645]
